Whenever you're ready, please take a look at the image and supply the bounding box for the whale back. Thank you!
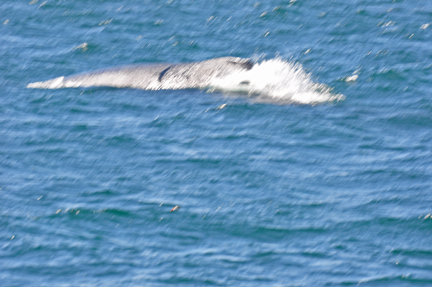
[159,57,252,89]
[27,57,253,90]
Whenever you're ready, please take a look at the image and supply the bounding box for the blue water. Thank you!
[2,0,432,285]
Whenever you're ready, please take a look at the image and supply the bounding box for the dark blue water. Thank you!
[2,0,432,286]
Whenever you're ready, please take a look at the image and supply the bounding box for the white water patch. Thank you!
[208,58,344,104]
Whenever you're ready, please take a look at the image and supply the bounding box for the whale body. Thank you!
[27,57,253,90]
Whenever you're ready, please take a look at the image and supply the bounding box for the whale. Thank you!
[27,57,253,90]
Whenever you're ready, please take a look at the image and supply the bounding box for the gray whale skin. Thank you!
[27,57,253,90]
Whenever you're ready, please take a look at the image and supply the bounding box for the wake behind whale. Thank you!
[27,57,343,104]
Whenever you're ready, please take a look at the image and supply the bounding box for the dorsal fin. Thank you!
[158,66,172,82]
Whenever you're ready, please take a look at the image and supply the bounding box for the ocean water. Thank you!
[1,0,432,286]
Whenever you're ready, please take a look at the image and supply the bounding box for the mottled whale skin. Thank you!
[27,57,253,90]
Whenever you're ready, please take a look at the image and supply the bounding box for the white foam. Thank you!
[345,75,358,82]
[209,58,344,104]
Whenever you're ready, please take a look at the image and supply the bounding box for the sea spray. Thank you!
[209,58,344,104]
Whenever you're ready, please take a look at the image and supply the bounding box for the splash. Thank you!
[209,58,344,104]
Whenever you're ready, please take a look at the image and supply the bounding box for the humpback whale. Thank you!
[27,57,253,90]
